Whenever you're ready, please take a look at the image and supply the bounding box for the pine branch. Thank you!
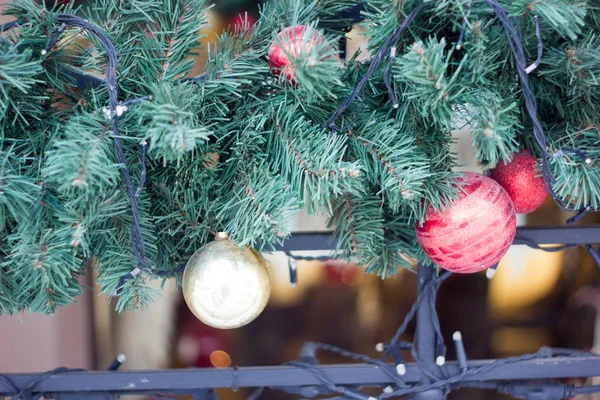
[349,118,431,212]
[216,164,299,248]
[271,109,363,212]
[0,40,45,125]
[330,193,385,265]
[259,0,324,30]
[43,111,121,192]
[1,188,84,314]
[549,124,600,210]
[141,82,213,162]
[360,0,404,52]
[393,38,467,130]
[0,150,40,231]
[467,94,521,165]
[150,156,217,260]
[539,33,600,124]
[94,192,158,311]
[504,0,586,40]
[329,193,416,276]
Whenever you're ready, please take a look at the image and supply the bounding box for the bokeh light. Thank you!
[210,350,232,369]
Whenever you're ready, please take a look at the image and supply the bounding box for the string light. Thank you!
[453,332,468,373]
[486,262,499,279]
[287,253,298,287]
[435,351,446,366]
[396,363,407,376]
[455,0,472,50]
[524,16,542,74]
[106,354,126,371]
[287,267,600,399]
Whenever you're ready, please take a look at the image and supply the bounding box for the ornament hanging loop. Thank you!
[215,232,230,241]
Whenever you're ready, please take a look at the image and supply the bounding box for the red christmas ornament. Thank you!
[231,12,256,35]
[268,25,326,83]
[489,149,548,214]
[176,320,231,368]
[56,0,72,4]
[323,260,361,287]
[415,172,517,274]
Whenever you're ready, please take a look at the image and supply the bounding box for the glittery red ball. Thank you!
[416,172,516,274]
[268,25,325,83]
[489,149,548,214]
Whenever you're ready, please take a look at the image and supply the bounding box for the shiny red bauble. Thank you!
[415,172,517,274]
[489,149,548,214]
[268,25,325,83]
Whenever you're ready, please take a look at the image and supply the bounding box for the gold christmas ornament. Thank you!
[182,233,271,329]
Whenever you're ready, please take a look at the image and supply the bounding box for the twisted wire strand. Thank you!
[286,361,341,390]
[0,368,84,400]
[42,14,149,294]
[484,0,594,214]
[1,20,17,32]
[307,341,409,387]
[380,348,555,398]
[322,3,428,131]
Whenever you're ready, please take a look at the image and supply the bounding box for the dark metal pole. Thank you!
[1,358,600,395]
[413,265,445,400]
[271,225,600,253]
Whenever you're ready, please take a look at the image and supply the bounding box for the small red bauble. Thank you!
[231,12,256,35]
[323,260,361,287]
[489,149,548,214]
[268,25,325,83]
[416,172,516,274]
[176,320,231,368]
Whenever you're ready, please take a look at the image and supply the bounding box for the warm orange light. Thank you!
[210,350,232,369]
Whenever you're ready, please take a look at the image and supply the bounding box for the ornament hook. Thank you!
[453,331,469,372]
[287,253,298,287]
[215,232,230,241]
[107,354,126,371]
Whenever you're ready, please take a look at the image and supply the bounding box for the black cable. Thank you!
[309,342,408,388]
[484,0,595,216]
[455,0,473,50]
[43,14,152,294]
[0,368,85,400]
[323,3,428,131]
[0,20,17,32]
[247,387,264,400]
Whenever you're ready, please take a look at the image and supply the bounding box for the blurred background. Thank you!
[1,0,600,399]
